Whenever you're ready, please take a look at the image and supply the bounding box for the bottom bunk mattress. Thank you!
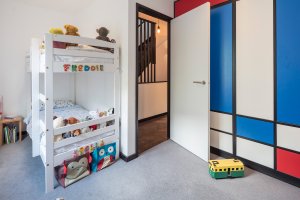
[24,104,92,139]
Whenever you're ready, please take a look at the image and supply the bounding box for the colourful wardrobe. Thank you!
[175,0,300,186]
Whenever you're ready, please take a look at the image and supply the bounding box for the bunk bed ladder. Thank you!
[31,38,41,157]
[44,33,55,193]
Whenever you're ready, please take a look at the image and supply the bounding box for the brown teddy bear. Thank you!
[64,24,80,46]
[67,117,81,137]
[96,27,115,43]
[95,27,115,53]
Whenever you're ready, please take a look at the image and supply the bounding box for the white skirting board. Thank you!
[237,137,274,169]
[210,130,233,154]
[210,111,232,133]
[277,124,300,152]
[236,0,274,120]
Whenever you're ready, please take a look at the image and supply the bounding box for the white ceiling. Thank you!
[15,0,95,12]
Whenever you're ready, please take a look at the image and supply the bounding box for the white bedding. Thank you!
[24,104,116,155]
[24,104,93,138]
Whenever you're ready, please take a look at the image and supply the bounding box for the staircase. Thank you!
[138,18,156,83]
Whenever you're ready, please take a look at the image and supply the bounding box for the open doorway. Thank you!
[136,4,172,155]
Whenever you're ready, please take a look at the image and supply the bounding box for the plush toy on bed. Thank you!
[49,28,66,49]
[95,27,115,53]
[96,27,116,43]
[64,24,80,46]
[53,117,66,142]
[62,117,81,138]
[91,142,116,172]
[55,153,91,188]
[67,117,81,137]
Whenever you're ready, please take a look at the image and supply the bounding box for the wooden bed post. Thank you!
[31,38,41,157]
[44,33,54,193]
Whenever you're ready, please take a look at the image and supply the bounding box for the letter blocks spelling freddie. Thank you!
[209,159,245,179]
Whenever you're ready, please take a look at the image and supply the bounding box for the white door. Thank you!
[171,2,210,162]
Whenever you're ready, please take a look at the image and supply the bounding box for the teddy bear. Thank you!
[62,117,81,138]
[64,24,80,46]
[96,27,115,43]
[95,27,116,53]
[53,117,66,142]
[67,117,81,137]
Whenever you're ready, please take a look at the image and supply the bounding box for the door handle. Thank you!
[193,81,206,85]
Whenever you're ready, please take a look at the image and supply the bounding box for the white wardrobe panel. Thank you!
[210,130,233,154]
[277,124,300,152]
[236,0,274,120]
[210,111,232,133]
[237,138,274,169]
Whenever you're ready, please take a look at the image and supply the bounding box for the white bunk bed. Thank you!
[29,34,120,193]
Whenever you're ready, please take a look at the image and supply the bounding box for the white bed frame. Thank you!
[30,34,120,193]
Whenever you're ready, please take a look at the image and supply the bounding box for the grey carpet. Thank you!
[0,137,299,200]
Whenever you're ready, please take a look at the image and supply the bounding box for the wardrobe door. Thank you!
[236,0,275,169]
[210,3,232,114]
[236,0,274,120]
[277,0,300,126]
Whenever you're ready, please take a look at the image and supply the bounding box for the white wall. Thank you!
[127,0,173,156]
[138,82,167,120]
[0,0,76,117]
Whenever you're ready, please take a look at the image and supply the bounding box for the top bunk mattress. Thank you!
[26,45,115,72]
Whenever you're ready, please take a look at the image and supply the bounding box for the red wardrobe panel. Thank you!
[175,0,229,17]
[277,148,300,178]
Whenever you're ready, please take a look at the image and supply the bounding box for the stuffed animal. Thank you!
[91,142,116,172]
[81,127,91,134]
[64,24,80,46]
[49,28,64,35]
[55,153,91,188]
[67,117,81,137]
[49,28,66,49]
[62,117,81,138]
[53,117,66,142]
[95,27,115,53]
[96,27,115,43]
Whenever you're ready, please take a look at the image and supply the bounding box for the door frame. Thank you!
[135,3,172,155]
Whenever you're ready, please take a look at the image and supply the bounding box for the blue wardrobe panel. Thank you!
[277,0,300,125]
[236,116,274,145]
[210,4,232,113]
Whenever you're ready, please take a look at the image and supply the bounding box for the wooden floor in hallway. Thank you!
[138,115,168,154]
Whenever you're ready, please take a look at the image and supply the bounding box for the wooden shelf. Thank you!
[0,116,23,146]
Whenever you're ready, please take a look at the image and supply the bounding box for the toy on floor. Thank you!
[91,142,116,172]
[55,153,91,187]
[209,159,244,179]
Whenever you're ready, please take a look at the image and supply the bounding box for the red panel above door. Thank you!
[277,148,300,178]
[175,0,229,17]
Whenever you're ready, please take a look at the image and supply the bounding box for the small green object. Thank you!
[209,159,245,179]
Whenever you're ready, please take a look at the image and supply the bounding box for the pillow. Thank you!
[53,100,74,109]
[39,100,74,111]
